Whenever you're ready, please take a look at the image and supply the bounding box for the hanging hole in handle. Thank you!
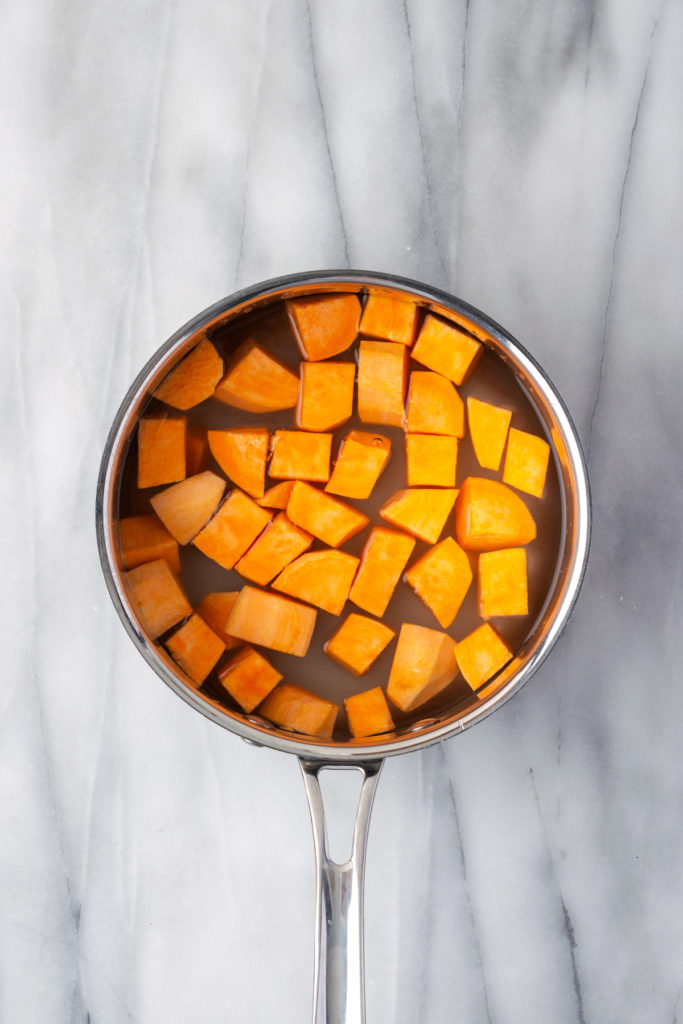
[316,767,366,864]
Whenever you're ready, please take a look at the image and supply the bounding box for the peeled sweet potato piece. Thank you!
[478,547,528,617]
[150,471,226,544]
[165,613,225,685]
[454,477,536,551]
[405,371,464,437]
[272,549,359,616]
[259,683,338,737]
[412,313,483,385]
[257,480,296,509]
[344,686,395,738]
[225,586,317,657]
[270,430,332,483]
[405,434,458,488]
[325,431,391,500]
[193,489,273,570]
[359,293,418,346]
[216,645,283,713]
[185,424,211,476]
[325,613,395,676]
[235,512,313,586]
[466,397,512,471]
[387,623,459,712]
[349,526,416,617]
[286,293,361,361]
[214,343,299,412]
[454,623,512,690]
[137,416,186,489]
[125,558,192,638]
[208,427,269,498]
[153,339,223,410]
[296,361,355,432]
[120,514,181,575]
[379,488,457,545]
[196,592,242,649]
[286,482,369,547]
[405,537,473,628]
[502,427,550,498]
[357,340,408,428]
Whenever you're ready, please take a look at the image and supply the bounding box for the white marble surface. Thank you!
[2,0,682,1021]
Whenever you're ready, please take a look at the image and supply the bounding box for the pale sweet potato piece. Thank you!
[150,471,226,544]
[269,430,332,483]
[208,427,269,498]
[259,683,338,738]
[454,623,512,690]
[296,361,355,432]
[257,480,296,509]
[405,371,464,437]
[325,613,395,676]
[344,686,395,738]
[405,434,458,488]
[379,488,457,544]
[214,343,299,412]
[359,293,418,346]
[286,293,361,361]
[454,477,536,551]
[235,512,312,586]
[185,424,211,476]
[387,623,459,712]
[286,481,369,547]
[405,537,473,628]
[153,339,223,410]
[272,550,359,616]
[325,431,391,500]
[119,514,181,574]
[412,313,483,385]
[349,526,416,617]
[478,548,528,617]
[125,558,192,638]
[357,340,408,427]
[502,428,550,498]
[466,397,512,471]
[196,592,242,649]
[226,586,317,656]
[137,416,186,489]
[193,489,273,570]
[216,645,283,713]
[165,613,225,685]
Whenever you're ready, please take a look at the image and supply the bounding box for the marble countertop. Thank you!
[3,0,682,1021]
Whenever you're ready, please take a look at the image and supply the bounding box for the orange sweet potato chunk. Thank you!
[185,424,211,476]
[259,683,338,738]
[196,592,242,649]
[214,343,299,412]
[193,489,272,570]
[466,397,512,471]
[296,361,355,432]
[235,512,313,586]
[454,623,512,690]
[325,431,391,500]
[379,488,457,544]
[286,293,361,361]
[216,645,283,713]
[165,613,225,685]
[454,477,536,551]
[208,427,269,498]
[125,558,192,638]
[405,434,458,487]
[357,340,408,427]
[272,550,359,616]
[269,430,332,482]
[257,480,296,509]
[412,313,483,385]
[137,416,186,489]
[150,471,226,544]
[120,514,181,574]
[325,613,395,676]
[286,482,369,547]
[502,427,551,498]
[153,339,223,410]
[478,547,528,617]
[226,585,317,657]
[349,526,416,617]
[405,371,464,437]
[406,537,473,629]
[387,623,459,712]
[344,686,395,738]
[359,293,418,346]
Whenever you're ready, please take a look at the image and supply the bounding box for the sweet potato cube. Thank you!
[454,623,512,690]
[153,339,223,410]
[257,480,296,509]
[345,686,395,738]
[286,482,369,547]
[412,314,483,385]
[120,514,181,574]
[466,397,512,471]
[125,558,191,638]
[286,293,361,361]
[259,683,338,738]
[296,361,355,432]
[165,613,225,685]
[272,550,359,616]
[324,614,395,676]
[226,586,317,657]
[359,293,418,346]
[208,427,269,498]
[478,548,528,617]
[379,488,457,545]
[405,434,458,487]
[185,424,211,476]
[150,471,226,544]
[270,430,332,482]
[214,343,299,412]
[193,489,273,570]
[454,476,536,551]
[405,370,464,437]
[387,623,459,712]
[502,428,550,498]
[137,416,186,489]
[357,340,408,428]
[349,527,416,617]
[406,537,473,628]
[216,645,282,713]
[196,592,242,649]
[235,512,313,586]
[325,431,391,500]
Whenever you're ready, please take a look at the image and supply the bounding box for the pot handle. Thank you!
[299,757,384,1024]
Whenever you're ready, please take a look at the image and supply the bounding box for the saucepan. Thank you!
[95,270,590,1023]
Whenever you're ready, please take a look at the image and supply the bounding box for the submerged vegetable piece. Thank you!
[226,585,317,656]
[153,339,223,410]
[193,489,273,570]
[379,488,457,545]
[208,427,269,498]
[344,686,395,738]
[214,343,299,412]
[454,623,512,689]
[270,430,332,482]
[359,293,418,346]
[150,471,226,544]
[286,293,361,361]
[287,482,369,547]
[119,514,180,575]
[272,549,360,615]
[405,435,458,487]
[296,361,355,432]
[387,623,459,712]
[137,416,186,489]
[257,480,296,509]
[502,428,550,498]
[454,477,536,551]
[406,537,473,629]
[325,431,391,500]
[165,613,225,685]
[196,592,242,649]
[478,548,528,617]
[185,424,211,476]
[216,645,283,713]
[325,613,395,676]
[235,512,313,586]
[466,397,512,471]
[125,558,191,638]
[357,340,408,427]
[405,370,464,437]
[259,683,338,738]
[349,526,416,617]
[412,313,483,385]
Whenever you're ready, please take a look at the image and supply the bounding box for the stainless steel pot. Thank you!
[96,270,590,1024]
